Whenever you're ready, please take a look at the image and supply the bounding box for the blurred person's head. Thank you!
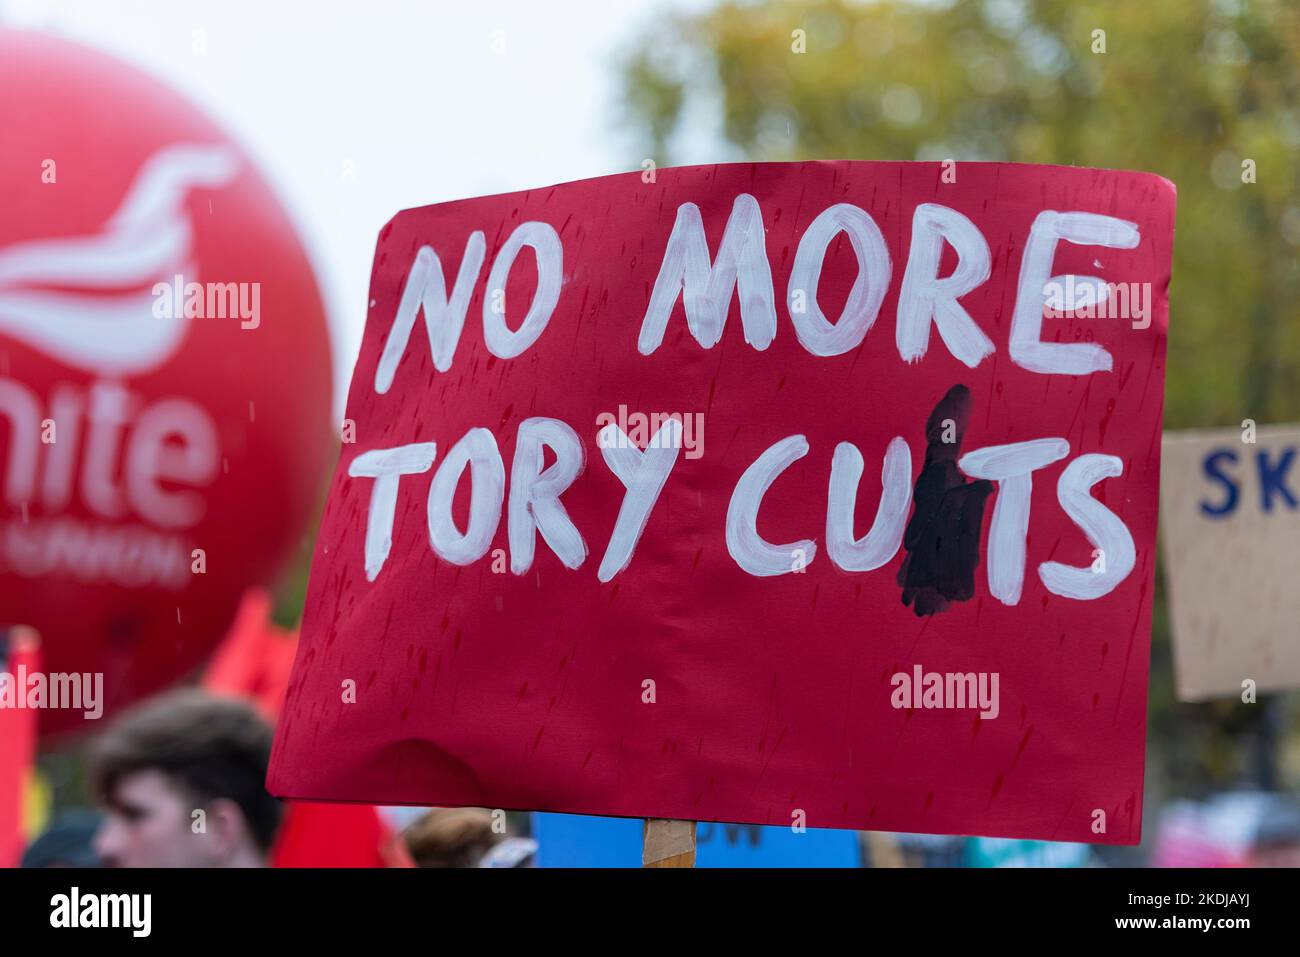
[90,689,281,867]
[403,807,504,867]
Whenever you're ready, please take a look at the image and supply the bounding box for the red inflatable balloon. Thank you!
[0,30,334,734]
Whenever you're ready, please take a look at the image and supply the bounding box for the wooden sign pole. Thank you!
[642,818,696,868]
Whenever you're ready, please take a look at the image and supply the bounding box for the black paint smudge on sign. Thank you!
[897,384,993,617]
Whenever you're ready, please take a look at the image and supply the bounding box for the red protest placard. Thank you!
[268,161,1175,844]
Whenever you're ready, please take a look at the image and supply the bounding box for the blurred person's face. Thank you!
[94,769,242,868]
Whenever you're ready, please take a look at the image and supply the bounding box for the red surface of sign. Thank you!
[0,30,334,734]
[270,161,1175,843]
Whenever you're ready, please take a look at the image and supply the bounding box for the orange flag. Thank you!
[203,590,298,721]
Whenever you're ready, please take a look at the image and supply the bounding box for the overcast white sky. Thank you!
[3,0,717,409]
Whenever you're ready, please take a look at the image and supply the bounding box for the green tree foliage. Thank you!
[621,0,1300,428]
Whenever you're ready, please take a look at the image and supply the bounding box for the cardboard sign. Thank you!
[269,161,1176,845]
[1161,425,1300,701]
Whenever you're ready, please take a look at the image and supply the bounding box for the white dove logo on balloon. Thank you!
[0,143,239,376]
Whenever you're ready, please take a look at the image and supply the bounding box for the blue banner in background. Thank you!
[532,813,861,867]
